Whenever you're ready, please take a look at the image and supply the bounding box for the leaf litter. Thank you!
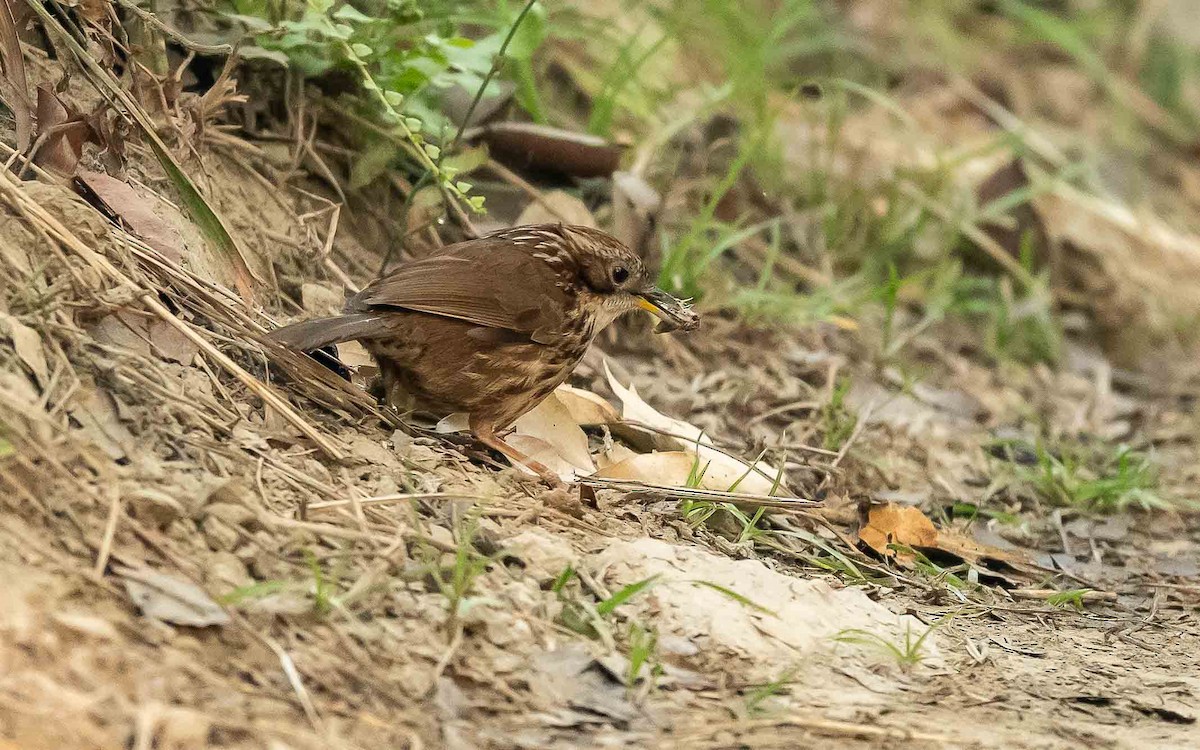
[1,4,1200,749]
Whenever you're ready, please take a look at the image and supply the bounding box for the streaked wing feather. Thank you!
[347,238,571,339]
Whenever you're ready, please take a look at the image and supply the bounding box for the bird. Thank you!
[267,223,699,484]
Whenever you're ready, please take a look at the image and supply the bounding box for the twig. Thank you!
[831,401,873,468]
[114,0,233,54]
[93,490,122,576]
[264,636,323,732]
[1009,589,1117,603]
[306,492,489,514]
[0,168,346,461]
[576,476,820,508]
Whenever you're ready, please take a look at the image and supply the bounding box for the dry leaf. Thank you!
[595,450,777,493]
[117,565,230,627]
[512,393,595,474]
[507,434,586,482]
[0,314,48,386]
[858,504,938,558]
[34,85,83,175]
[148,319,199,365]
[516,190,597,227]
[77,171,185,264]
[604,359,711,447]
[595,441,638,469]
[470,122,624,178]
[603,361,786,494]
[90,310,198,365]
[68,384,135,460]
[435,412,470,434]
[554,384,620,426]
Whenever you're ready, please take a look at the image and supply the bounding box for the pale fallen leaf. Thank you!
[90,310,198,365]
[336,340,375,369]
[0,314,49,386]
[507,434,586,482]
[512,393,595,474]
[603,361,786,494]
[858,504,938,558]
[604,360,707,446]
[516,190,597,227]
[554,384,620,426]
[595,450,779,494]
[117,565,230,627]
[595,441,638,469]
[91,311,151,356]
[435,412,470,434]
[68,385,136,460]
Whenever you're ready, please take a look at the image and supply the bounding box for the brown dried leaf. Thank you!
[858,504,938,558]
[34,85,83,176]
[77,170,185,263]
[90,310,198,365]
[470,122,623,178]
[67,384,135,460]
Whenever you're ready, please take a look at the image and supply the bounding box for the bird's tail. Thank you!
[265,313,386,352]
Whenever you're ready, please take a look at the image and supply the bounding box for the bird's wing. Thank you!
[346,235,574,343]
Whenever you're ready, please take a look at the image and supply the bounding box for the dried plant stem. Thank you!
[0,169,347,461]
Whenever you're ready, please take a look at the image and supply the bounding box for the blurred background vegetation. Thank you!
[183,0,1200,382]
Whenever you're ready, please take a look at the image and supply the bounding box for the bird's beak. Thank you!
[635,287,700,333]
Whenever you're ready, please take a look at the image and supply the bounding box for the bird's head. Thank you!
[557,225,700,333]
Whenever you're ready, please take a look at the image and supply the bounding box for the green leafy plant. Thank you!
[834,622,936,669]
[225,0,547,207]
[625,621,662,694]
[1047,588,1092,611]
[994,439,1168,513]
[418,517,495,632]
[743,667,798,715]
[819,376,856,451]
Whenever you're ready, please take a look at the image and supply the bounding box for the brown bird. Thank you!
[269,224,699,483]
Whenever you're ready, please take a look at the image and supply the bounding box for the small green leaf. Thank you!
[423,144,441,159]
[351,42,373,58]
[384,90,405,107]
[596,575,660,617]
[404,116,422,132]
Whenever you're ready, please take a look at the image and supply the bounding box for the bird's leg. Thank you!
[471,420,565,488]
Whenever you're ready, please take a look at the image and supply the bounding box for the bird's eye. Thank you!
[612,266,630,285]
